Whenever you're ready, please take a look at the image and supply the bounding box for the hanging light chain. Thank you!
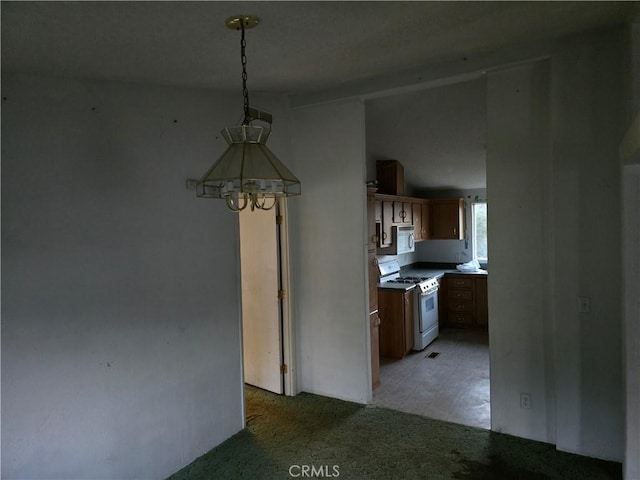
[240,20,250,125]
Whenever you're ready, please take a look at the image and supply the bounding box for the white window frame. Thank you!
[471,202,488,263]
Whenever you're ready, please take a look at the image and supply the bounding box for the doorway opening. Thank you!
[239,199,295,400]
[364,76,490,430]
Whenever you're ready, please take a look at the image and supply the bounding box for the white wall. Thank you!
[486,27,626,462]
[623,163,640,480]
[289,23,630,467]
[289,100,371,403]
[622,21,640,480]
[0,74,286,479]
[550,28,624,461]
[486,60,554,444]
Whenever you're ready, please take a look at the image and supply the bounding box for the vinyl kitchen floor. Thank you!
[372,327,490,430]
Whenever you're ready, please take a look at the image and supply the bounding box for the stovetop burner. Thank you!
[395,276,429,282]
[387,278,418,284]
[377,259,439,293]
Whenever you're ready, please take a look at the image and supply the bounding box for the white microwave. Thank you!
[380,225,415,255]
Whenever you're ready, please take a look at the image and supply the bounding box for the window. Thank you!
[472,202,488,262]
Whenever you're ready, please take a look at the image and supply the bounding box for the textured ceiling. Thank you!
[2,1,637,95]
[2,1,637,190]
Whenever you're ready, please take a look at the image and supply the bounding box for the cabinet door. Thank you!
[403,291,414,353]
[380,201,394,247]
[421,200,430,239]
[412,202,423,241]
[437,277,447,326]
[392,201,412,224]
[475,277,488,327]
[378,290,405,359]
[431,198,464,239]
[368,251,378,313]
[370,311,381,389]
[367,191,378,251]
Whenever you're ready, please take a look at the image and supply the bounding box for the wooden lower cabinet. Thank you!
[370,310,381,389]
[367,187,381,389]
[378,288,414,358]
[440,274,488,329]
[475,276,488,327]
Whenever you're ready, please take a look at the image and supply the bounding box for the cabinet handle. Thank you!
[453,227,457,236]
[371,235,379,244]
[382,231,387,241]
[372,257,379,266]
[375,315,381,327]
[400,210,406,220]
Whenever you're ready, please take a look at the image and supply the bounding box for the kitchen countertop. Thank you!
[400,263,488,281]
[377,262,487,291]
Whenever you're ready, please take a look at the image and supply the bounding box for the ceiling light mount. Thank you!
[225,15,259,31]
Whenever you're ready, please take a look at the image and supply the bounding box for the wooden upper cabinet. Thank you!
[412,200,430,241]
[376,160,404,195]
[374,199,382,223]
[412,202,423,241]
[421,200,430,240]
[380,201,394,247]
[430,198,465,240]
[392,200,412,224]
[367,188,378,251]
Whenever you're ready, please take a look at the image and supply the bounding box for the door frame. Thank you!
[238,198,296,397]
[276,198,296,396]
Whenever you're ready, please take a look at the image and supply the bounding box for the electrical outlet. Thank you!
[520,393,531,409]
[578,296,591,313]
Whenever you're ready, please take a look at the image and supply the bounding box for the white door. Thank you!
[239,204,283,394]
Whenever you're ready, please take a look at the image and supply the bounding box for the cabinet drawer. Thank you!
[448,277,473,289]
[448,289,473,300]
[448,299,473,313]
[448,312,474,326]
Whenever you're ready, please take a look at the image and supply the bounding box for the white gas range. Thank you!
[378,259,440,350]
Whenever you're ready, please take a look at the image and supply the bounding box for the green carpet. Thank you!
[168,386,621,479]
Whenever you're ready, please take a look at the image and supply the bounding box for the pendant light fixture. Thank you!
[196,15,301,212]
